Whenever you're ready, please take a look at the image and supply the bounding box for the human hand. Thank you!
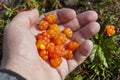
[1,8,100,80]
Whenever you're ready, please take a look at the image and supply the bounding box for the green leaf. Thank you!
[3,4,11,11]
[6,10,10,16]
[94,33,99,39]
[107,44,116,49]
[0,20,4,28]
[75,75,83,80]
[98,46,108,68]
[90,44,98,62]
[94,68,99,75]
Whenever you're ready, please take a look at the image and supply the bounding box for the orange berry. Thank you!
[53,45,65,57]
[63,28,73,38]
[39,50,48,60]
[52,33,68,45]
[41,32,50,39]
[64,50,73,59]
[46,42,55,49]
[36,33,43,40]
[42,39,50,46]
[42,55,49,61]
[105,25,115,36]
[49,52,58,58]
[50,57,62,68]
[36,32,50,45]
[36,40,46,50]
[110,25,115,30]
[39,44,46,50]
[105,25,110,30]
[111,30,115,35]
[39,20,49,30]
[56,45,66,57]
[67,41,80,52]
[48,47,59,58]
[49,24,60,33]
[107,29,115,36]
[46,44,65,58]
[46,29,56,36]
[46,43,55,57]
[107,28,112,35]
[45,14,56,24]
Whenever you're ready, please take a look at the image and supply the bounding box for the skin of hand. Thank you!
[0,8,100,80]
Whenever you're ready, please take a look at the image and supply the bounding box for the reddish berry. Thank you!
[52,33,68,45]
[105,25,115,36]
[46,43,55,57]
[36,40,46,50]
[63,28,73,38]
[36,32,50,45]
[39,50,48,60]
[64,50,73,59]
[67,41,80,52]
[56,45,66,57]
[45,14,56,24]
[36,33,43,40]
[110,25,115,30]
[105,25,110,30]
[46,42,55,50]
[49,24,60,33]
[41,32,50,39]
[47,44,60,58]
[50,57,62,68]
[39,20,49,30]
[36,32,50,41]
[46,29,56,36]
[49,45,65,58]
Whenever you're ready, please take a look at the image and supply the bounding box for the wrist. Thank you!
[0,69,26,80]
[0,56,32,80]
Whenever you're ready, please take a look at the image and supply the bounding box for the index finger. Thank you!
[44,8,76,24]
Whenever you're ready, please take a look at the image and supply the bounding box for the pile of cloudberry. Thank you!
[36,13,80,68]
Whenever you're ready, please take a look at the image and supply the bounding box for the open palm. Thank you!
[1,8,100,80]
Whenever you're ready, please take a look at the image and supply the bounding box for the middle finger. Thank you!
[71,22,100,44]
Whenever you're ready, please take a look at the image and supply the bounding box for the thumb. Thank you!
[10,9,39,28]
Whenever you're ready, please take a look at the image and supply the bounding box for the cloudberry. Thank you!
[36,32,50,45]
[63,28,73,38]
[49,24,60,33]
[45,14,56,24]
[105,25,115,36]
[50,45,65,58]
[46,42,55,49]
[36,32,50,40]
[67,41,80,52]
[47,45,62,58]
[39,50,48,60]
[52,33,68,45]
[50,57,62,68]
[46,29,56,36]
[36,33,43,40]
[39,20,49,30]
[41,32,50,39]
[46,43,55,57]
[56,45,66,57]
[36,40,46,50]
[64,50,73,59]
